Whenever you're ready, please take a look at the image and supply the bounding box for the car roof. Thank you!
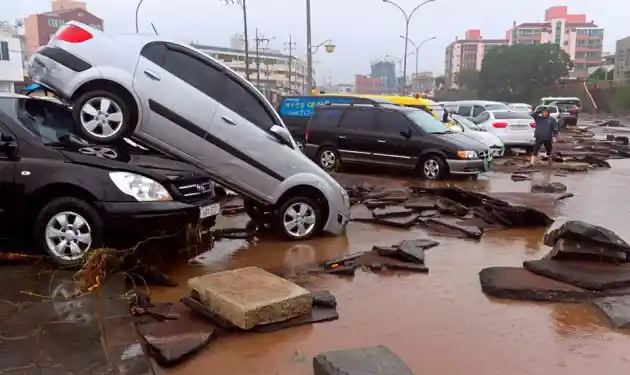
[450,100,506,105]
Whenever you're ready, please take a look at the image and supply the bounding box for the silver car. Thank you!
[28,21,350,240]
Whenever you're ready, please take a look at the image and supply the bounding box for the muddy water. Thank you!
[152,161,630,375]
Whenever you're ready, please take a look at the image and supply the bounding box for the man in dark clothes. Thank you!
[530,106,559,166]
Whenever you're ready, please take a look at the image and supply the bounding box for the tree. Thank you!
[477,43,573,102]
[454,69,480,90]
[434,75,445,90]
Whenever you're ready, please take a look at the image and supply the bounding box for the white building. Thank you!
[191,43,310,94]
[0,25,24,92]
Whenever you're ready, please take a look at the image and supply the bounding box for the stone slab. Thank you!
[313,345,414,375]
[523,260,630,291]
[188,266,313,330]
[592,295,630,329]
[479,267,597,302]
[542,238,627,262]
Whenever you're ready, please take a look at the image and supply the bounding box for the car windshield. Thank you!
[405,109,452,133]
[453,115,481,130]
[484,103,509,111]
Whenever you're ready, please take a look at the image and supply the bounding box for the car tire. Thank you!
[274,196,322,241]
[72,90,133,143]
[316,146,339,172]
[420,155,447,180]
[33,197,103,267]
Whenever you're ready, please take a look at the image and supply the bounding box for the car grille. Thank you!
[172,180,214,202]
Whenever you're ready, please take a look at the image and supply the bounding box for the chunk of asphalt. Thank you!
[403,198,436,211]
[523,260,630,291]
[592,295,630,329]
[420,218,482,239]
[313,345,415,375]
[372,206,414,219]
[356,251,429,274]
[364,200,389,209]
[326,264,358,276]
[543,220,630,252]
[542,238,627,263]
[251,307,339,333]
[311,290,338,309]
[531,182,568,194]
[385,263,429,273]
[435,197,469,217]
[479,267,597,302]
[320,252,364,270]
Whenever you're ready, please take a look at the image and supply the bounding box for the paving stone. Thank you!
[523,260,630,291]
[313,345,414,375]
[188,266,313,330]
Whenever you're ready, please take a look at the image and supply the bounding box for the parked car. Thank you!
[439,100,509,120]
[450,114,505,157]
[508,103,533,112]
[472,110,535,151]
[540,96,581,112]
[28,21,350,240]
[303,103,491,180]
[536,102,579,126]
[0,94,220,266]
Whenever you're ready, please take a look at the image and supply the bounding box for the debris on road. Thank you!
[531,182,568,194]
[313,345,415,375]
[591,296,630,329]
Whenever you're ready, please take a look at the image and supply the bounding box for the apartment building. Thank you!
[444,29,508,89]
[506,6,604,78]
[0,25,25,92]
[192,43,309,94]
[614,37,630,84]
[24,0,103,56]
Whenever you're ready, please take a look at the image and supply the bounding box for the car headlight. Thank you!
[109,172,172,201]
[341,189,350,207]
[457,151,478,159]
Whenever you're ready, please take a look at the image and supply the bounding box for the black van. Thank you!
[0,94,218,265]
[277,95,392,149]
[303,102,491,180]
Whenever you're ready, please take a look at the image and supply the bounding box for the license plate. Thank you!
[200,203,220,219]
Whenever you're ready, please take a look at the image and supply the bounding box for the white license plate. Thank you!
[200,203,220,219]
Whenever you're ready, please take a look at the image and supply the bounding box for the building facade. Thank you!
[444,29,508,89]
[24,0,103,57]
[354,75,382,94]
[614,37,630,84]
[506,6,604,78]
[370,60,396,92]
[191,43,309,94]
[0,26,25,92]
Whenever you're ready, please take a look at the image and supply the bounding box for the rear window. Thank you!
[493,111,532,120]
[278,96,353,118]
[309,108,345,128]
[484,103,509,111]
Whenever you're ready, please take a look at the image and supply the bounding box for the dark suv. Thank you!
[303,103,491,179]
[0,94,219,266]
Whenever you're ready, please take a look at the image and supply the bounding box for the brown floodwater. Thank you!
[151,160,630,375]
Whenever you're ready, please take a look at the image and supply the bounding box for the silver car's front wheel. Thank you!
[80,97,124,139]
[275,197,322,240]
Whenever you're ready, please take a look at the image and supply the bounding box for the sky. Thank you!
[1,0,626,85]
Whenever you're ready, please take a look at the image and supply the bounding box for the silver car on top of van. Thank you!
[27,21,350,240]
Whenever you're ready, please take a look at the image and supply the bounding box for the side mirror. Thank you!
[400,130,412,139]
[269,125,294,147]
[0,132,16,154]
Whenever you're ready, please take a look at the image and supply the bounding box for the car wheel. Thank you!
[34,197,103,267]
[421,155,447,180]
[316,147,339,171]
[72,90,132,143]
[274,197,321,241]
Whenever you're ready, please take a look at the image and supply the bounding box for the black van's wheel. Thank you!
[421,155,447,180]
[274,197,322,240]
[33,197,103,267]
[72,90,132,143]
[316,147,339,171]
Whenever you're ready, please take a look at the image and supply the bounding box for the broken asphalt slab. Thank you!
[523,260,630,291]
[313,345,415,375]
[543,238,628,262]
[543,220,630,253]
[591,295,630,329]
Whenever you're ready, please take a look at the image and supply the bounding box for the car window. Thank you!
[375,110,411,135]
[221,75,276,130]
[454,115,481,130]
[163,49,225,101]
[474,112,490,123]
[339,108,375,131]
[3,98,76,145]
[140,43,167,65]
[548,107,558,113]
[405,110,450,133]
[472,105,485,116]
[310,108,345,128]
[493,111,532,119]
[484,103,509,111]
[456,105,472,116]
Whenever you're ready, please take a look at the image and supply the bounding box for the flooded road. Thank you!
[152,160,630,375]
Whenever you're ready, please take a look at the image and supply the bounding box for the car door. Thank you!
[0,121,16,242]
[471,105,485,118]
[371,110,417,168]
[335,107,377,164]
[132,42,220,167]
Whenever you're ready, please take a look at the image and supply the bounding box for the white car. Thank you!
[472,110,535,150]
[508,103,533,112]
[451,114,505,156]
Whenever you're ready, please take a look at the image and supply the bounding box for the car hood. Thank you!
[56,142,209,181]
[463,130,503,147]
[435,132,488,151]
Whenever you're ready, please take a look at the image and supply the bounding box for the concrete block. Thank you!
[188,266,312,330]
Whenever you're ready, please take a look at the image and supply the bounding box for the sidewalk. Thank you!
[0,265,155,375]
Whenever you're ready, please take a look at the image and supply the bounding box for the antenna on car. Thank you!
[150,22,159,35]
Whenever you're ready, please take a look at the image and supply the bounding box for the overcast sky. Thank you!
[1,0,625,84]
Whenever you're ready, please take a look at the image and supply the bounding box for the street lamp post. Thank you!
[400,35,436,77]
[135,0,145,33]
[306,0,335,94]
[224,0,251,81]
[381,0,436,93]
[386,53,414,92]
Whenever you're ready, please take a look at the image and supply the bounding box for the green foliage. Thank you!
[434,75,445,89]
[477,43,573,102]
[454,69,479,90]
[612,86,630,111]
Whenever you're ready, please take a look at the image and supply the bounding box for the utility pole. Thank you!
[284,34,296,93]
[223,0,250,81]
[253,29,271,88]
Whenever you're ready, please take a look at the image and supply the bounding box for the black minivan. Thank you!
[303,103,491,179]
[0,94,219,265]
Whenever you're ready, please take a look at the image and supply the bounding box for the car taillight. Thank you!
[57,24,93,43]
[530,122,536,128]
[571,108,577,113]
[305,129,309,143]
[492,122,508,128]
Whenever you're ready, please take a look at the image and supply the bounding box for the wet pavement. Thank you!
[139,161,630,375]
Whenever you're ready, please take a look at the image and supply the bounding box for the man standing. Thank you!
[530,106,559,166]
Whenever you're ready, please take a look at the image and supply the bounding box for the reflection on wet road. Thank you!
[153,160,630,375]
